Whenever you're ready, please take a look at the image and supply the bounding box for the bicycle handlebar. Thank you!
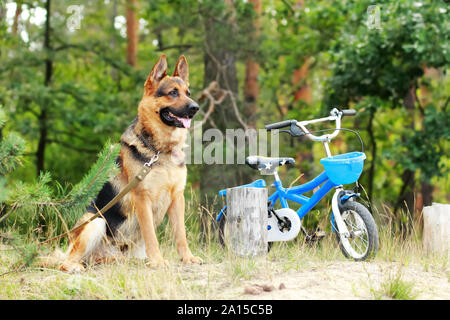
[342,109,357,117]
[265,108,357,142]
[265,120,297,131]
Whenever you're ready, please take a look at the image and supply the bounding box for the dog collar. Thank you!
[137,130,160,155]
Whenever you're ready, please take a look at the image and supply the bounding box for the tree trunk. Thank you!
[12,0,22,36]
[417,67,436,211]
[421,181,433,207]
[126,0,138,67]
[200,1,254,238]
[0,2,6,21]
[36,0,52,176]
[291,57,313,180]
[110,0,119,81]
[367,108,377,205]
[395,86,416,224]
[243,0,261,127]
[225,187,268,256]
[200,1,251,199]
[290,1,314,182]
[291,0,311,104]
[292,58,312,104]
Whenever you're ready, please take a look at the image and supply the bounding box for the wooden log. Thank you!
[423,203,449,255]
[225,187,268,257]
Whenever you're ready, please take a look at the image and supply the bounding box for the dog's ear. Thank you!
[145,54,168,93]
[172,55,189,84]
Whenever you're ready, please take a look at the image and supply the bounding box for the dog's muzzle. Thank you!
[160,103,199,129]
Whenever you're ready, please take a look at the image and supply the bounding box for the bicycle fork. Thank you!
[331,186,350,238]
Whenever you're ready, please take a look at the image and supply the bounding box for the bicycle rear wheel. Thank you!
[333,201,378,261]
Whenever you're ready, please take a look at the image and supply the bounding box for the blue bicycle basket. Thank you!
[320,152,366,185]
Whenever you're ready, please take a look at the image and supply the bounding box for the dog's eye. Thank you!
[186,91,191,97]
[168,89,178,97]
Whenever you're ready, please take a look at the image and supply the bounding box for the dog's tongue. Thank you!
[176,117,191,128]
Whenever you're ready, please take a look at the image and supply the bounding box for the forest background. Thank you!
[0,0,448,241]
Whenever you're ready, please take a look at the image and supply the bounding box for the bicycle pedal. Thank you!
[310,230,326,241]
[315,230,326,237]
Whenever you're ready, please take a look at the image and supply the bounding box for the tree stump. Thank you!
[225,187,268,257]
[423,203,449,255]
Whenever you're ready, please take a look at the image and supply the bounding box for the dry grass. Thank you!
[0,200,448,300]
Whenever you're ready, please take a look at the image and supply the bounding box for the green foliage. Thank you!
[0,0,138,185]
[0,106,25,175]
[388,105,449,181]
[0,0,448,240]
[0,105,26,202]
[0,130,25,176]
[2,141,120,240]
[62,141,120,220]
[326,0,449,106]
[324,0,449,210]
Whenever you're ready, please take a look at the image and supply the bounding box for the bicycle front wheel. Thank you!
[333,201,379,261]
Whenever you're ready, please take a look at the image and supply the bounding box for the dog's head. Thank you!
[140,55,199,129]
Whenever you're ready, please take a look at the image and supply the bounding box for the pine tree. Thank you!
[0,106,25,203]
[1,103,120,272]
[0,106,120,242]
[1,142,120,241]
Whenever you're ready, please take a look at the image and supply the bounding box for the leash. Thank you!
[40,151,160,245]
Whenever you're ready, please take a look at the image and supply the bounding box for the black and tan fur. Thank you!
[59,55,202,272]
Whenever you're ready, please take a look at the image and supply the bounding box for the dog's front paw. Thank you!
[181,254,203,265]
[59,261,85,273]
[145,256,169,268]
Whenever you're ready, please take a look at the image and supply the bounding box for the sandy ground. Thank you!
[178,259,450,300]
[1,242,448,300]
[223,261,449,300]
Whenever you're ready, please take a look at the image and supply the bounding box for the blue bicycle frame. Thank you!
[217,109,366,234]
[216,170,341,222]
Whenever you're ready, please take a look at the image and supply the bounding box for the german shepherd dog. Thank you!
[59,55,203,272]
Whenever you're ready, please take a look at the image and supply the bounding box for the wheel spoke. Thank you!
[351,238,364,253]
[357,235,368,246]
[353,230,363,237]
[341,209,369,257]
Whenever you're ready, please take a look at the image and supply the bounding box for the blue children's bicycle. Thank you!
[216,108,379,261]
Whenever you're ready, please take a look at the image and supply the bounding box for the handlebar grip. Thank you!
[265,120,296,131]
[341,109,357,117]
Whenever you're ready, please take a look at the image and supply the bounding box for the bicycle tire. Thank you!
[333,201,379,261]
